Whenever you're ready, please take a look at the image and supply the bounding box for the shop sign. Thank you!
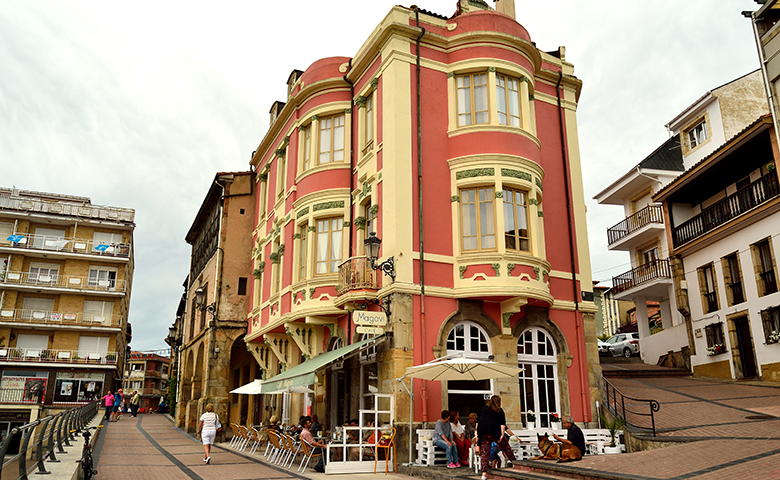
[352,310,387,327]
[355,326,384,335]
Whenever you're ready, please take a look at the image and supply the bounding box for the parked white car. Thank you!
[607,332,640,358]
[597,339,612,356]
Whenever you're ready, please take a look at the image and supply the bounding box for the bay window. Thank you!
[318,115,345,164]
[460,187,496,251]
[456,73,489,126]
[496,74,521,127]
[315,217,343,274]
[503,188,529,251]
[297,224,308,281]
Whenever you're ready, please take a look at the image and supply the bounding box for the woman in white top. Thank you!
[198,403,220,464]
[450,410,470,467]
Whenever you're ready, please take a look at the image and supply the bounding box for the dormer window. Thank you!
[686,119,708,149]
[269,101,286,126]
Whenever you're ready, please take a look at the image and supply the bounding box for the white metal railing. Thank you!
[0,234,131,258]
[0,309,121,327]
[0,271,126,293]
[0,347,119,365]
[0,195,135,222]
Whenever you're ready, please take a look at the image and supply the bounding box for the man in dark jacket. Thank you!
[476,395,516,479]
[553,416,586,457]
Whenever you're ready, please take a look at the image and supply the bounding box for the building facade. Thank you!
[0,187,135,427]
[241,0,598,458]
[123,352,170,411]
[174,172,257,434]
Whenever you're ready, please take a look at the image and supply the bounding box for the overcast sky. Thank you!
[0,1,760,351]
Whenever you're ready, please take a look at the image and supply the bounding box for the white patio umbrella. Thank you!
[398,355,522,465]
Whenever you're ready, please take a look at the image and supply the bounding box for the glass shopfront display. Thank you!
[53,372,104,403]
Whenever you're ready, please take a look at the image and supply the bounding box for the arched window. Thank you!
[517,327,560,428]
[445,321,492,415]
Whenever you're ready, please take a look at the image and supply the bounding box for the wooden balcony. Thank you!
[337,256,378,295]
[673,173,779,247]
[611,259,673,300]
[606,204,665,251]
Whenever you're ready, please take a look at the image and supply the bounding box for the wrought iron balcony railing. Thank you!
[0,271,126,293]
[612,258,672,294]
[607,204,664,246]
[0,309,121,327]
[337,256,378,295]
[673,173,780,247]
[0,233,131,258]
[0,347,118,365]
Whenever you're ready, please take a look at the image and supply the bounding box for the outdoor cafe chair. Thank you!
[297,439,322,472]
[266,429,283,463]
[229,423,241,448]
[264,429,279,457]
[235,425,250,451]
[247,427,261,454]
[281,433,301,468]
[374,427,397,473]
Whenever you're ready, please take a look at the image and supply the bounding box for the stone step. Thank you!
[601,366,690,378]
[489,461,632,480]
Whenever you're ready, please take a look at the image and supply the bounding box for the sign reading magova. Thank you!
[352,310,387,327]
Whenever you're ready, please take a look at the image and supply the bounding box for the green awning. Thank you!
[260,336,380,393]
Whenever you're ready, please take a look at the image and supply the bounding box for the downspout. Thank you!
[343,59,355,346]
[414,6,428,423]
[748,12,780,149]
[556,71,589,420]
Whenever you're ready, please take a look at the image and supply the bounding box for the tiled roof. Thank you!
[639,135,684,172]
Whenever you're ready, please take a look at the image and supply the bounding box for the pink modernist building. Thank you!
[243,0,598,453]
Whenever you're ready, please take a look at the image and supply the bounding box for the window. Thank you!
[456,73,489,126]
[704,323,726,353]
[503,188,529,251]
[16,334,49,350]
[641,247,658,265]
[698,264,719,313]
[237,277,247,296]
[33,227,65,250]
[496,74,521,127]
[318,115,345,164]
[460,187,495,251]
[686,119,708,149]
[315,218,343,274]
[363,92,375,150]
[761,306,780,344]
[131,363,143,371]
[259,178,268,218]
[301,125,312,171]
[754,238,778,296]
[445,322,492,416]
[271,239,280,295]
[276,153,286,199]
[88,267,117,289]
[83,300,114,324]
[721,253,744,306]
[364,202,374,238]
[518,327,560,428]
[297,224,308,281]
[77,336,109,357]
[28,263,59,284]
[0,222,13,244]
[21,297,54,321]
[446,322,490,358]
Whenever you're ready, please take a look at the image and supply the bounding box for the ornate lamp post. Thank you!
[364,232,395,281]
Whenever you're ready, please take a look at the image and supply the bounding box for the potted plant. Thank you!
[525,410,536,430]
[707,343,727,356]
[600,413,626,454]
[768,331,780,345]
[550,413,561,430]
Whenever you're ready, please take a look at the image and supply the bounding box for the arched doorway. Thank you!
[229,335,259,426]
[445,321,492,415]
[517,327,561,428]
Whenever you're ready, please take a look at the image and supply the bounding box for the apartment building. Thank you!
[595,71,777,377]
[241,0,598,463]
[0,187,134,424]
[123,352,170,411]
[174,172,258,433]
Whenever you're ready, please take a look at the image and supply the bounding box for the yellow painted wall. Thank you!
[693,360,732,379]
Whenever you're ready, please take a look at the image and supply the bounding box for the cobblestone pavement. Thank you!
[94,414,300,480]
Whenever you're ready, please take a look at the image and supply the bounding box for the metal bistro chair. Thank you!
[235,425,250,451]
[281,433,302,468]
[246,427,261,455]
[374,427,397,473]
[229,423,241,448]
[298,439,322,472]
[264,429,279,457]
[266,429,284,463]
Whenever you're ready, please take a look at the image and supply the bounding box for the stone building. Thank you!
[241,0,599,463]
[123,351,170,411]
[174,172,258,433]
[0,187,135,425]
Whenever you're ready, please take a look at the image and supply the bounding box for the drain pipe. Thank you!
[342,59,355,346]
[414,6,428,424]
[556,71,590,420]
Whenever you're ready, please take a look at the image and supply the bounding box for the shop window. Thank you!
[496,74,521,127]
[721,253,744,306]
[704,322,726,355]
[753,238,778,296]
[761,306,780,344]
[502,188,529,251]
[517,327,560,428]
[456,73,489,126]
[315,217,343,274]
[54,373,103,403]
[318,114,346,164]
[460,187,496,252]
[698,263,719,313]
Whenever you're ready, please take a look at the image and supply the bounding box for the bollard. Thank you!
[46,414,60,463]
[33,416,51,475]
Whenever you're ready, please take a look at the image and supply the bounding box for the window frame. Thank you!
[698,263,719,313]
[317,114,346,165]
[761,306,780,344]
[686,118,708,149]
[704,322,726,351]
[496,73,522,127]
[314,217,344,275]
[459,186,497,252]
[362,91,375,153]
[721,252,745,306]
[300,124,312,172]
[297,223,309,282]
[517,327,561,428]
[502,187,530,252]
[753,238,778,296]
[455,72,489,127]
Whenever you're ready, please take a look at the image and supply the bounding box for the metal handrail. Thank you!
[0,271,126,293]
[0,233,131,258]
[0,309,121,327]
[0,347,119,365]
[602,377,660,436]
[0,401,98,479]
[611,258,672,294]
[607,204,664,245]
[337,256,378,294]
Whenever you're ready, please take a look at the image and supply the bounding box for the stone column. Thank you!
[660,300,674,330]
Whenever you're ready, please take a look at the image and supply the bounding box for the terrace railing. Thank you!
[611,258,672,294]
[0,233,131,259]
[0,309,121,327]
[0,347,118,365]
[0,271,126,293]
[607,204,664,246]
[673,173,780,247]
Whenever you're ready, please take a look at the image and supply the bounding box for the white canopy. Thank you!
[229,379,264,394]
[402,355,522,381]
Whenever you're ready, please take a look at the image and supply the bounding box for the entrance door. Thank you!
[445,321,493,416]
[733,317,757,378]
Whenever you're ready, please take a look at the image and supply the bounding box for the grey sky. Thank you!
[0,1,760,350]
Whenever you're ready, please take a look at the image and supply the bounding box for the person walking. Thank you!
[111,388,124,422]
[101,391,114,420]
[434,409,460,468]
[476,395,517,480]
[198,403,222,464]
[129,390,141,417]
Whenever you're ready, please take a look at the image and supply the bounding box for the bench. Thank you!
[415,429,448,466]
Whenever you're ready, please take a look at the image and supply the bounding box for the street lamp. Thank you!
[194,287,217,317]
[364,232,395,281]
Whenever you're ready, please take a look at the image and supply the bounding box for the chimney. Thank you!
[494,0,515,19]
